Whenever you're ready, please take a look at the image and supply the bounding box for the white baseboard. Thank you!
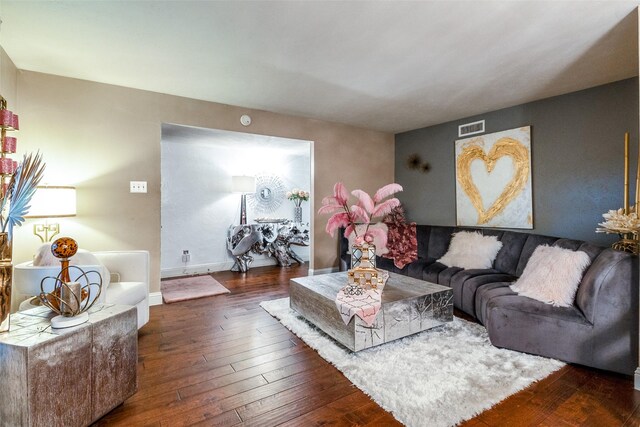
[634,367,640,390]
[149,292,163,306]
[161,259,273,278]
[161,256,310,279]
[308,267,339,276]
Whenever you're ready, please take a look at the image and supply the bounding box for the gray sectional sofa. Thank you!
[339,225,638,375]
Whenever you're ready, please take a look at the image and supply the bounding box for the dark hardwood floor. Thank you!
[96,265,640,426]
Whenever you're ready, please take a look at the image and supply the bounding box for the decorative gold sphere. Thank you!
[51,237,78,259]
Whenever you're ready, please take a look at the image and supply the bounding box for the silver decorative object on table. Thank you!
[227,220,310,272]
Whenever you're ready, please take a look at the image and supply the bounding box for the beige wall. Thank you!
[12,70,394,293]
[0,47,17,109]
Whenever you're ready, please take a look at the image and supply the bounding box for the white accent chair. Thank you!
[13,250,150,329]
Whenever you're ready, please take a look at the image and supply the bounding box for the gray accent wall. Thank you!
[395,78,639,246]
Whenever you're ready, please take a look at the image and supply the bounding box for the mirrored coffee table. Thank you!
[290,271,453,351]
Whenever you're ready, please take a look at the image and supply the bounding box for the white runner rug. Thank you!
[260,297,565,427]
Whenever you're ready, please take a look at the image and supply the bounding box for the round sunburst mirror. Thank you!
[248,175,286,214]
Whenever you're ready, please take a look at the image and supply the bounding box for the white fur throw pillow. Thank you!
[33,243,58,266]
[437,231,503,269]
[510,245,591,307]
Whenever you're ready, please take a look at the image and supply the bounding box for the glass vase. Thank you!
[293,206,302,223]
[0,232,12,332]
[351,241,376,269]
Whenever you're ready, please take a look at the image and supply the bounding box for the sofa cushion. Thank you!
[483,293,593,366]
[553,240,603,264]
[493,231,529,276]
[427,226,456,260]
[416,225,431,259]
[450,271,517,317]
[510,245,591,307]
[447,269,500,313]
[422,262,449,284]
[438,231,503,269]
[406,259,435,279]
[375,256,396,272]
[576,242,604,263]
[436,266,464,287]
[106,281,147,306]
[475,282,515,325]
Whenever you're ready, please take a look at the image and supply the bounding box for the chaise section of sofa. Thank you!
[339,225,638,374]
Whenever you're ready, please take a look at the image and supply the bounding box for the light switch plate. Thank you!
[130,181,147,193]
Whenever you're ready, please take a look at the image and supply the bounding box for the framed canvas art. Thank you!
[455,126,533,228]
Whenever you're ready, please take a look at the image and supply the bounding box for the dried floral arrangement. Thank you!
[596,208,640,235]
[596,132,640,254]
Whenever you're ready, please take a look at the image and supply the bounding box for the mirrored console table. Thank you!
[227,221,309,272]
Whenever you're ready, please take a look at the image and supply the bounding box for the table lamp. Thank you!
[25,186,76,242]
[231,176,255,225]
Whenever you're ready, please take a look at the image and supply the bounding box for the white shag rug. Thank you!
[260,297,565,427]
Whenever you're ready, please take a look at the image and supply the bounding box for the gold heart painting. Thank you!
[455,126,533,228]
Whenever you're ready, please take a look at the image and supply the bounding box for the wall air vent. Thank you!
[458,120,485,137]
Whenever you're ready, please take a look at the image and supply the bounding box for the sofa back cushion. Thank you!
[516,234,559,276]
[427,226,456,260]
[480,229,505,240]
[554,239,603,263]
[493,231,529,276]
[416,225,431,259]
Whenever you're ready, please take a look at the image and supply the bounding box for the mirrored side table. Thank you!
[0,304,137,426]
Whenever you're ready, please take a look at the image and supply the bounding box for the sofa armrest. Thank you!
[576,248,637,324]
[578,249,639,374]
[92,251,150,286]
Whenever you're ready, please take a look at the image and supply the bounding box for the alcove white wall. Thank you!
[161,124,311,277]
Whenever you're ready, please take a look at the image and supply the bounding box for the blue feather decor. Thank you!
[0,152,46,242]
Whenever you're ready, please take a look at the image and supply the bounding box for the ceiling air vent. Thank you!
[458,120,485,137]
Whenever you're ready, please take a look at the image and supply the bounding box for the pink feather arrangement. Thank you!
[318,182,403,252]
[372,198,401,218]
[352,189,375,214]
[373,183,403,203]
[325,212,350,237]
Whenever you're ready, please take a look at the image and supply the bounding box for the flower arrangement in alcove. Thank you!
[286,188,310,207]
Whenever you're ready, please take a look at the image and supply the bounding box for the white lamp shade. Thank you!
[231,176,255,193]
[26,186,77,218]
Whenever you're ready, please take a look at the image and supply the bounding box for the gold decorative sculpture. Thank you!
[39,237,103,328]
[596,132,640,255]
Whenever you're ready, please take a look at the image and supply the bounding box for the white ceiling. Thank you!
[1,1,638,133]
